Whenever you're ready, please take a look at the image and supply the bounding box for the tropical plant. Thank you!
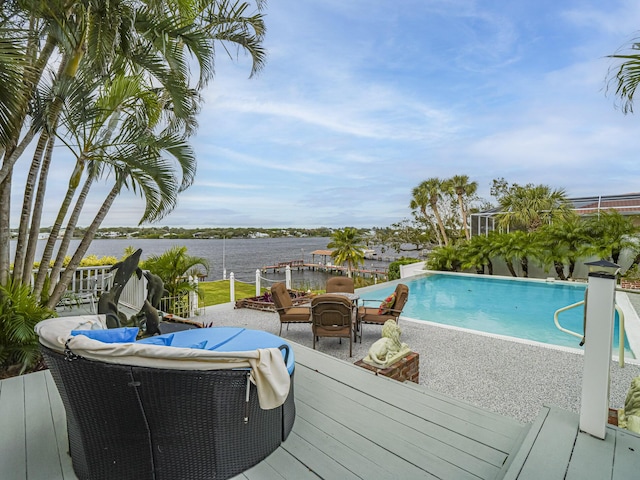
[142,246,210,299]
[388,257,422,281]
[583,211,638,264]
[410,178,450,246]
[497,183,572,232]
[607,36,640,113]
[490,231,543,277]
[0,280,56,375]
[0,0,267,303]
[444,174,478,240]
[537,215,589,279]
[426,244,462,272]
[327,227,366,277]
[460,234,497,275]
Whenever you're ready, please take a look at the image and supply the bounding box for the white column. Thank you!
[579,273,617,439]
[230,272,235,303]
[285,265,292,289]
[255,269,261,297]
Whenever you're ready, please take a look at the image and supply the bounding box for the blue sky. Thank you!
[11,0,640,229]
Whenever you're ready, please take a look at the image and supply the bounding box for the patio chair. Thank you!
[325,276,354,293]
[311,294,354,357]
[271,282,311,335]
[357,283,409,338]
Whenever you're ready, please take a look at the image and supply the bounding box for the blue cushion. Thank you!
[70,327,139,343]
[139,334,175,346]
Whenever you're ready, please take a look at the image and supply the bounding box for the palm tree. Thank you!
[426,244,461,272]
[327,228,365,278]
[537,214,589,279]
[410,178,449,246]
[607,37,640,113]
[490,231,541,277]
[583,211,638,264]
[460,234,496,275]
[142,246,209,299]
[445,175,478,240]
[497,184,572,232]
[0,0,267,287]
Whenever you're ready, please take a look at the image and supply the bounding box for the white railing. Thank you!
[554,299,626,367]
[53,266,200,318]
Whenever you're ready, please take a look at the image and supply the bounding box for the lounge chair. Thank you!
[325,276,355,293]
[271,282,311,335]
[311,294,354,356]
[357,283,409,338]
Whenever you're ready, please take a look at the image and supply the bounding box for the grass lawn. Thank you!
[198,280,268,306]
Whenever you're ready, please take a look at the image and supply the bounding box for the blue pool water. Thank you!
[360,274,631,353]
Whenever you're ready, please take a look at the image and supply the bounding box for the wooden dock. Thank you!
[261,260,388,279]
[2,344,639,479]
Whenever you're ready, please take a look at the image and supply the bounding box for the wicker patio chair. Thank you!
[311,294,354,357]
[36,318,295,480]
[325,276,355,293]
[357,283,409,338]
[271,282,311,335]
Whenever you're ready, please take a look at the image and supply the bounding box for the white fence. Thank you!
[56,266,200,318]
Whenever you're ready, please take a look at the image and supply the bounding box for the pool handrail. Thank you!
[553,300,625,367]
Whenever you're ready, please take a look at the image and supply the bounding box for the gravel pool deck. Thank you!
[198,301,640,425]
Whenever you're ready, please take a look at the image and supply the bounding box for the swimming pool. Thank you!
[359,273,632,355]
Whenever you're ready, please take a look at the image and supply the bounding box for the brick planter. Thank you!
[620,280,640,290]
[355,352,419,384]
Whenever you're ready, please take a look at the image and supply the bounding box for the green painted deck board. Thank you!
[296,361,514,460]
[565,428,615,480]
[295,365,503,478]
[0,375,26,480]
[512,407,578,479]
[612,429,640,480]
[2,343,639,479]
[293,402,436,479]
[294,345,523,441]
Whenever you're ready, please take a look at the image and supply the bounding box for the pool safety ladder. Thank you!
[554,296,625,367]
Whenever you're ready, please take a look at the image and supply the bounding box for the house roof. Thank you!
[472,193,640,217]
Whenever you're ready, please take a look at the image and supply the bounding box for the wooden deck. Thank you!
[1,344,639,479]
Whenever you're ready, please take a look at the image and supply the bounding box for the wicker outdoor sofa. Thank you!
[36,316,296,480]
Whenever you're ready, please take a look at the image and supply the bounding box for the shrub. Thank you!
[0,280,56,374]
[388,257,422,280]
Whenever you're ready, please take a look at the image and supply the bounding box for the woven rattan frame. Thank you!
[41,345,295,480]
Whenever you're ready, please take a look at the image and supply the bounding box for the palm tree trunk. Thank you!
[33,156,86,298]
[506,261,517,277]
[0,175,11,284]
[0,36,57,185]
[47,182,120,308]
[21,137,55,284]
[457,194,469,239]
[49,173,94,293]
[487,259,494,275]
[520,257,529,278]
[554,262,567,281]
[431,204,449,246]
[12,132,49,282]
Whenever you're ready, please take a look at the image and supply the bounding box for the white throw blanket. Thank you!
[35,316,291,410]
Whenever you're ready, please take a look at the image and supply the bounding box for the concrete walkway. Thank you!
[198,302,640,424]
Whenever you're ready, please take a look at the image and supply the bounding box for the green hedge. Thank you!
[388,258,422,280]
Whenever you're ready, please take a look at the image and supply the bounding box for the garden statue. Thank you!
[144,271,168,309]
[618,376,640,433]
[362,319,411,368]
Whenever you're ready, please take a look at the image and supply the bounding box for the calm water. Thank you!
[360,273,631,353]
[11,237,393,290]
